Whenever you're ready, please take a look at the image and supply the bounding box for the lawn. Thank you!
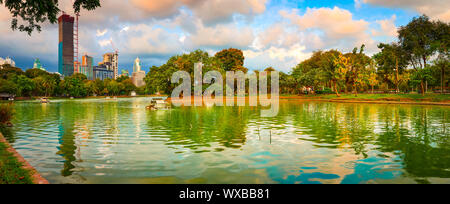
[0,128,34,184]
[310,94,450,102]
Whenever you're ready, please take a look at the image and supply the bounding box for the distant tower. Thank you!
[33,58,45,71]
[58,13,75,77]
[133,57,141,73]
[131,57,146,87]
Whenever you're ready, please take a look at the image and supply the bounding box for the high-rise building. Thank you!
[93,65,114,80]
[101,52,119,79]
[33,58,45,70]
[93,52,117,80]
[81,55,94,80]
[58,14,74,77]
[131,57,146,87]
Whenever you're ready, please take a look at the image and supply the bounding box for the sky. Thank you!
[0,0,449,74]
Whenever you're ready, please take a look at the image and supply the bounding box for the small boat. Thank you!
[146,98,171,110]
[40,97,50,103]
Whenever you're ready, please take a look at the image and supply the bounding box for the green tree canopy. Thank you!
[215,48,245,71]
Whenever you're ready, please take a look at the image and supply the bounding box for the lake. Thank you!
[3,97,450,184]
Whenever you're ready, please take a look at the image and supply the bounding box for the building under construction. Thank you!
[58,13,118,80]
[58,14,74,77]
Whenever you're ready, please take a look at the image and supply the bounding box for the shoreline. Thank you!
[168,95,450,107]
[0,132,49,184]
[9,94,450,107]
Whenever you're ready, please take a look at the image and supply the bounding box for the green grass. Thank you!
[0,128,34,184]
[317,93,450,102]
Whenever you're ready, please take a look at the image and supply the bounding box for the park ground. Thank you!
[0,129,48,184]
[280,93,450,104]
[14,93,450,105]
[0,132,33,184]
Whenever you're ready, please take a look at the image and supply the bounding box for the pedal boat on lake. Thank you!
[40,97,50,103]
[147,98,171,110]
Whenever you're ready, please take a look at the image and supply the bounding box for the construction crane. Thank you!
[110,39,119,55]
[74,12,80,73]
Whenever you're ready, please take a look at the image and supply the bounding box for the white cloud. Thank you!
[363,0,450,22]
[279,7,378,53]
[244,44,312,72]
[185,23,255,49]
[372,15,397,37]
[96,29,108,37]
[98,38,111,47]
[124,24,183,55]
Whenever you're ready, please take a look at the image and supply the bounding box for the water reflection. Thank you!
[3,98,449,184]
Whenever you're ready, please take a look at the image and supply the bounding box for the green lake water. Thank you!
[3,97,450,184]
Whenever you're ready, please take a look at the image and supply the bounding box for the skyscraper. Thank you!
[81,55,94,80]
[102,52,119,79]
[58,14,75,77]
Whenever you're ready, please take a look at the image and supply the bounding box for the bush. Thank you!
[316,88,335,95]
[0,103,14,124]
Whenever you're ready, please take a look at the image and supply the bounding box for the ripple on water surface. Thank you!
[5,98,450,184]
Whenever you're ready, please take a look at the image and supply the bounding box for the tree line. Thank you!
[0,67,139,98]
[143,15,448,97]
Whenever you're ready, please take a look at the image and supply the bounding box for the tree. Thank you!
[0,78,18,95]
[106,80,120,96]
[398,15,438,95]
[93,79,104,96]
[433,21,450,93]
[434,57,450,93]
[346,44,371,96]
[0,0,100,34]
[333,54,351,97]
[116,75,130,83]
[0,66,24,79]
[13,74,35,97]
[410,66,435,94]
[61,73,87,97]
[399,15,436,69]
[25,68,48,78]
[375,43,409,93]
[368,71,379,94]
[120,79,137,95]
[292,50,340,93]
[398,15,449,95]
[215,48,245,71]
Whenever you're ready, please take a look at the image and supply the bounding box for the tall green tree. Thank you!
[374,43,409,93]
[61,73,87,97]
[215,48,245,71]
[433,21,450,93]
[13,75,35,97]
[398,15,438,95]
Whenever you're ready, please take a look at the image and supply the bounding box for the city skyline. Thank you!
[0,0,448,74]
